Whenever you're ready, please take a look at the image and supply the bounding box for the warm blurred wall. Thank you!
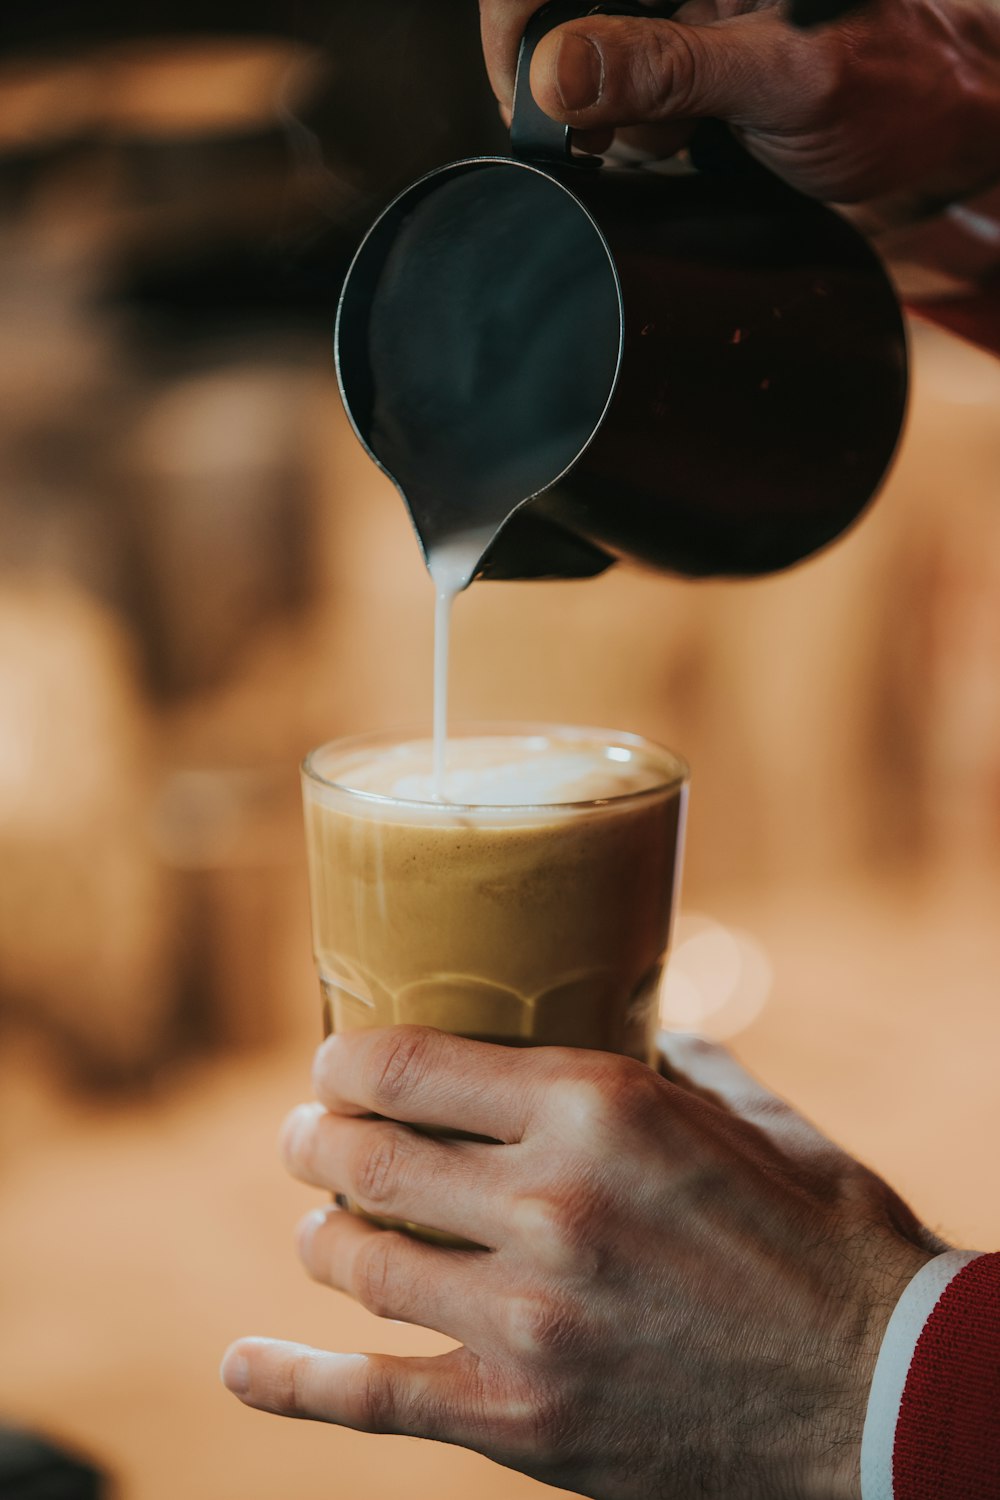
[0,4,503,1082]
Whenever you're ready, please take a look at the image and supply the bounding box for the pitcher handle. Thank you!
[510,1,680,164]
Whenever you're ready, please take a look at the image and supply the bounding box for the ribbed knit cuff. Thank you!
[860,1251,980,1499]
[893,1250,1000,1499]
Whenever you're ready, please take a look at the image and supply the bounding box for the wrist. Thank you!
[859,1248,988,1500]
[806,1240,940,1500]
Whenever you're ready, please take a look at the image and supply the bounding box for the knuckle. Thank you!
[815,34,851,106]
[789,33,850,124]
[606,1055,667,1130]
[512,1189,596,1272]
[351,1355,443,1441]
[281,1352,313,1419]
[352,1232,404,1319]
[483,1379,574,1464]
[554,1055,663,1141]
[353,1357,398,1434]
[510,1194,562,1248]
[642,22,702,117]
[353,1126,408,1207]
[586,17,689,119]
[547,1072,608,1139]
[506,1294,585,1362]
[368,1026,433,1113]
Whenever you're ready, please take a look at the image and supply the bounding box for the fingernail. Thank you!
[221,1350,250,1396]
[280,1102,320,1159]
[312,1033,340,1089]
[554,32,603,112]
[296,1206,328,1253]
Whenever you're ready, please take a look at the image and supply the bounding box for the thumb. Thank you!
[529,13,815,132]
[658,1032,836,1153]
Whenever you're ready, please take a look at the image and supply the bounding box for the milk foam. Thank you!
[335,734,667,807]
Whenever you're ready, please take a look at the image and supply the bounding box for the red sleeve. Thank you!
[893,1251,1000,1500]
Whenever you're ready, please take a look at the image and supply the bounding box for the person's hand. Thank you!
[222,1026,944,1500]
[479,0,1000,213]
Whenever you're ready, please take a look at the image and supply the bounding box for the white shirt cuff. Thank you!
[859,1249,984,1500]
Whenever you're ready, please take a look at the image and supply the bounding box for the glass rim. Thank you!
[301,722,689,817]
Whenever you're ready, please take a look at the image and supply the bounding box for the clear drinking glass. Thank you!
[301,723,688,1241]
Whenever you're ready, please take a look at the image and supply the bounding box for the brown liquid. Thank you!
[302,730,687,1243]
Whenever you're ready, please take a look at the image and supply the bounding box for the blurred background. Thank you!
[1,3,999,1497]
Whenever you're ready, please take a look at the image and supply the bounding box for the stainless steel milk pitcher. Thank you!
[335,0,908,581]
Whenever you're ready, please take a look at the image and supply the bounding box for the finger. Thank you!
[480,0,666,108]
[658,1031,772,1103]
[480,1,549,108]
[281,1105,508,1247]
[297,1204,494,1339]
[529,12,819,132]
[312,1026,550,1142]
[221,1337,479,1444]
